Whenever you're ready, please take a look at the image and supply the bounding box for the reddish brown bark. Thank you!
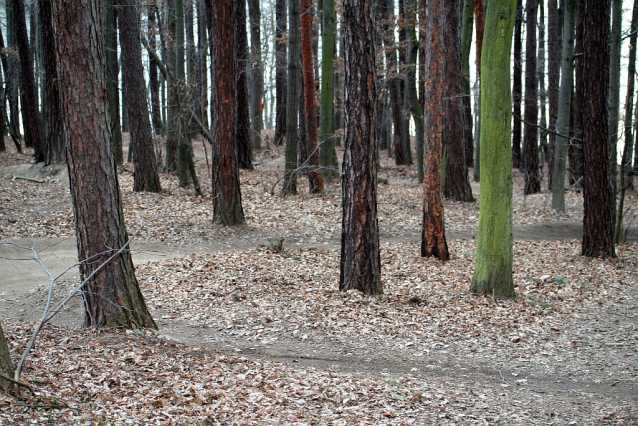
[473,0,485,77]
[301,0,324,193]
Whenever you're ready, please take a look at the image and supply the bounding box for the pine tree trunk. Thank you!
[523,0,541,195]
[148,8,163,136]
[422,0,450,261]
[471,0,516,297]
[104,0,122,166]
[319,0,339,181]
[283,0,301,195]
[118,0,161,193]
[5,0,21,143]
[52,0,156,329]
[538,0,548,171]
[340,0,381,295]
[461,0,474,169]
[608,0,622,229]
[581,0,614,258]
[512,0,523,169]
[274,0,287,147]
[235,0,254,170]
[248,0,264,150]
[194,0,209,133]
[547,0,560,189]
[570,0,585,186]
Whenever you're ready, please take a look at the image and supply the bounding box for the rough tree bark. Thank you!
[547,0,560,189]
[0,323,14,391]
[104,0,122,166]
[470,0,516,297]
[340,0,381,295]
[319,0,339,181]
[422,0,450,261]
[283,0,301,195]
[523,0,541,195]
[274,0,287,147]
[461,0,474,168]
[247,0,264,150]
[52,0,157,329]
[581,0,614,258]
[118,0,161,193]
[235,0,254,170]
[208,0,246,226]
[512,0,523,170]
[570,0,585,186]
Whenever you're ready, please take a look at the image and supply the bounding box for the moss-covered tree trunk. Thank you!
[52,0,157,329]
[470,0,516,298]
[319,0,339,181]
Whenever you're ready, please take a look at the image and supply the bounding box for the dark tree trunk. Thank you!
[581,0,614,257]
[118,0,161,193]
[547,0,560,189]
[461,0,474,168]
[523,0,541,195]
[397,0,412,166]
[235,0,254,170]
[207,0,246,226]
[4,0,21,143]
[570,0,584,186]
[538,0,548,171]
[14,0,44,162]
[283,0,301,195]
[247,0,263,150]
[104,0,122,165]
[444,0,474,202]
[52,0,156,329]
[340,0,381,295]
[512,0,523,169]
[422,0,450,261]
[40,0,64,164]
[301,0,324,193]
[0,29,20,153]
[148,8,162,135]
[274,0,287,147]
[194,0,209,133]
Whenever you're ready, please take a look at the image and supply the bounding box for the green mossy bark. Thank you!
[470,0,516,298]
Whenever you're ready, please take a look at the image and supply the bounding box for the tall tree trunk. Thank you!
[461,0,474,169]
[319,0,339,181]
[118,0,161,193]
[512,0,523,169]
[235,0,254,170]
[608,0,622,229]
[40,0,64,164]
[581,0,614,258]
[340,0,381,295]
[300,0,324,193]
[471,0,516,297]
[52,0,157,329]
[247,0,263,150]
[274,0,287,147]
[104,0,122,165]
[194,0,209,133]
[283,0,301,195]
[0,27,20,153]
[207,0,246,225]
[551,0,576,212]
[0,323,14,391]
[473,0,485,182]
[538,0,548,171]
[5,0,21,143]
[398,0,413,166]
[14,0,44,162]
[148,8,162,135]
[570,0,584,186]
[523,0,541,195]
[422,0,450,261]
[547,0,560,189]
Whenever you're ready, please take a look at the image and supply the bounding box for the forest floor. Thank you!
[0,137,637,425]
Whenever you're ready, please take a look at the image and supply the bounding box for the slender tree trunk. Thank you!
[248,0,263,150]
[235,0,254,170]
[0,29,20,153]
[207,0,246,225]
[15,0,44,162]
[512,0,523,169]
[398,0,413,166]
[118,0,161,193]
[523,0,541,195]
[148,8,162,135]
[422,0,449,261]
[551,0,576,212]
[104,0,122,166]
[473,0,485,182]
[581,0,614,258]
[5,0,21,143]
[570,0,584,187]
[461,0,474,169]
[274,0,287,147]
[319,0,339,181]
[0,323,14,391]
[608,0,622,229]
[340,0,381,295]
[283,0,301,195]
[547,0,560,189]
[538,0,548,170]
[52,0,157,329]
[471,0,516,297]
[300,0,324,193]
[194,0,209,133]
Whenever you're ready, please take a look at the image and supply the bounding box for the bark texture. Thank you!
[470,0,516,297]
[274,0,287,146]
[52,0,156,329]
[0,323,14,391]
[248,0,264,150]
[547,0,560,189]
[340,0,381,295]
[235,0,254,170]
[523,0,541,195]
[283,0,301,195]
[512,0,522,169]
[581,0,614,258]
[208,0,246,226]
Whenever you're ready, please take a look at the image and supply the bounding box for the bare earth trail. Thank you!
[1,156,638,424]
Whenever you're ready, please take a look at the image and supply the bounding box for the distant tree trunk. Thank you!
[247,0,263,150]
[274,0,287,147]
[207,0,246,226]
[461,0,474,169]
[608,0,622,227]
[40,0,64,164]
[148,8,162,136]
[5,0,21,143]
[104,0,122,166]
[0,28,20,153]
[185,0,196,136]
[523,0,541,195]
[14,0,44,162]
[118,0,161,193]
[398,0,413,166]
[319,0,339,181]
[473,0,485,182]
[235,0,254,170]
[0,323,14,391]
[538,0,548,170]
[551,0,576,212]
[471,0,516,297]
[570,0,584,186]
[52,0,157,329]
[340,0,381,295]
[165,0,179,172]
[283,0,301,195]
[300,0,324,193]
[422,0,450,261]
[512,0,523,169]
[581,0,614,258]
[194,0,209,133]
[547,0,560,189]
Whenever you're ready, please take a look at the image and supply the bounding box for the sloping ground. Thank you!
[1,145,637,424]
